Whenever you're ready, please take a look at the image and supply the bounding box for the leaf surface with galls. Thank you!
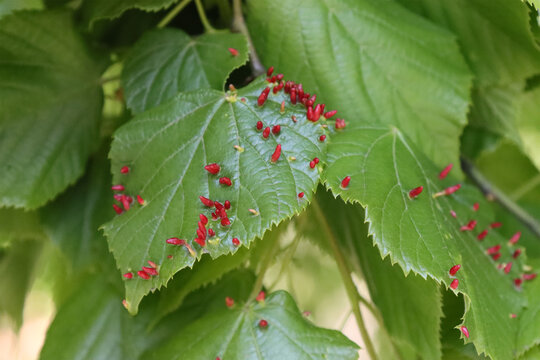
[104,77,328,313]
[323,124,530,360]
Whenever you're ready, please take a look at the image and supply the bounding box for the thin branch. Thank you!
[461,157,540,238]
[247,232,281,302]
[195,0,217,33]
[312,200,379,360]
[157,0,192,29]
[232,0,265,76]
[511,174,540,201]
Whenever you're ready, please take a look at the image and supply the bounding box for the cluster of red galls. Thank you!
[111,166,145,215]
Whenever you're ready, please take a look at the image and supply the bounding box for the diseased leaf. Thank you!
[517,275,540,357]
[40,149,114,269]
[123,29,249,113]
[323,125,527,359]
[147,290,359,360]
[104,77,327,313]
[315,191,443,360]
[80,0,176,26]
[247,0,471,167]
[0,10,105,209]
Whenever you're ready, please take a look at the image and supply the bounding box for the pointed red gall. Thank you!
[263,127,270,138]
[123,272,133,279]
[313,104,322,121]
[111,184,125,191]
[319,135,326,142]
[450,210,457,218]
[290,89,297,104]
[221,218,231,226]
[113,204,123,215]
[460,220,477,231]
[120,166,130,174]
[142,266,158,276]
[248,208,259,215]
[307,106,313,121]
[114,194,123,202]
[147,260,157,268]
[272,125,281,135]
[196,228,206,241]
[211,212,218,220]
[137,270,150,280]
[524,273,537,281]
[258,87,270,106]
[341,176,351,189]
[309,160,315,169]
[512,249,521,259]
[434,184,461,198]
[232,238,240,246]
[208,228,215,237]
[510,313,517,318]
[167,255,173,259]
[228,47,239,56]
[219,177,232,186]
[460,326,469,338]
[256,121,263,130]
[313,157,320,164]
[514,278,523,287]
[194,237,205,247]
[136,195,145,205]
[271,144,281,162]
[504,262,512,274]
[324,110,337,119]
[121,195,130,211]
[199,214,208,225]
[509,231,521,245]
[276,74,284,81]
[473,203,479,212]
[477,230,488,240]
[490,222,502,228]
[297,84,304,98]
[409,186,423,199]
[450,279,459,289]
[225,296,234,308]
[492,252,501,261]
[266,66,274,77]
[335,118,346,129]
[224,200,231,210]
[166,237,186,246]
[256,291,265,302]
[438,163,453,180]
[298,192,304,198]
[258,319,268,328]
[204,163,220,175]
[487,245,501,255]
[200,196,214,207]
[449,264,461,276]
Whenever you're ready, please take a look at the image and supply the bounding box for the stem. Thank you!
[247,233,281,302]
[268,234,301,290]
[312,200,378,360]
[157,0,192,29]
[99,75,120,85]
[511,174,540,201]
[195,0,217,33]
[461,157,540,238]
[232,0,265,76]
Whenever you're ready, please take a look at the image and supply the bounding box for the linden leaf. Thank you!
[80,0,177,26]
[123,29,249,113]
[323,125,528,360]
[246,0,471,168]
[0,10,105,209]
[146,290,359,360]
[104,77,327,313]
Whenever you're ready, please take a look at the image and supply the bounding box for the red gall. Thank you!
[200,214,208,225]
[477,230,488,240]
[279,100,285,111]
[121,196,130,211]
[473,203,480,211]
[450,210,457,218]
[114,194,123,202]
[297,84,304,98]
[271,144,282,162]
[142,266,158,276]
[298,192,304,198]
[166,237,185,246]
[309,160,316,169]
[208,228,215,237]
[509,231,521,245]
[211,212,218,220]
[324,110,337,119]
[137,270,150,280]
[249,208,259,216]
[224,200,231,210]
[266,66,274,77]
[219,177,232,186]
[450,279,459,290]
[523,273,537,281]
[194,237,206,247]
[460,220,477,232]
[291,115,297,123]
[504,262,512,274]
[438,163,453,180]
[449,264,461,276]
[232,238,240,246]
[341,176,351,189]
[313,157,320,164]
[514,278,523,287]
[433,184,461,198]
[490,222,502,229]
[113,204,123,215]
[167,255,173,259]
[221,218,231,226]
[512,249,521,259]
[319,135,326,142]
[307,106,313,121]
[225,296,234,308]
[510,313,517,318]
[147,260,157,268]
[263,127,270,139]
[256,291,266,302]
[460,326,469,339]
[258,87,270,106]
[272,125,281,135]
[290,89,297,104]
[335,118,346,129]
[122,299,128,309]
[228,47,238,56]
[276,74,284,81]
[409,186,423,199]
[204,163,220,175]
[123,272,133,279]
[196,228,206,241]
[111,184,125,191]
[215,201,224,210]
[200,196,214,207]
[120,166,130,174]
[258,319,268,328]
[136,195,145,206]
[486,245,501,255]
[256,121,263,130]
[492,253,501,261]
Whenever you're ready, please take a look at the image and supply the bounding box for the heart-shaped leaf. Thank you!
[104,77,328,312]
[123,29,249,113]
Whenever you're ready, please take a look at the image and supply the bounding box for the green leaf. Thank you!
[0,10,105,209]
[80,0,176,26]
[123,29,249,113]
[323,125,527,359]
[0,0,43,19]
[0,208,44,245]
[40,149,114,270]
[516,86,540,172]
[147,290,359,360]
[0,239,43,328]
[246,0,471,167]
[312,190,443,360]
[517,275,540,356]
[398,0,540,86]
[104,77,327,313]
